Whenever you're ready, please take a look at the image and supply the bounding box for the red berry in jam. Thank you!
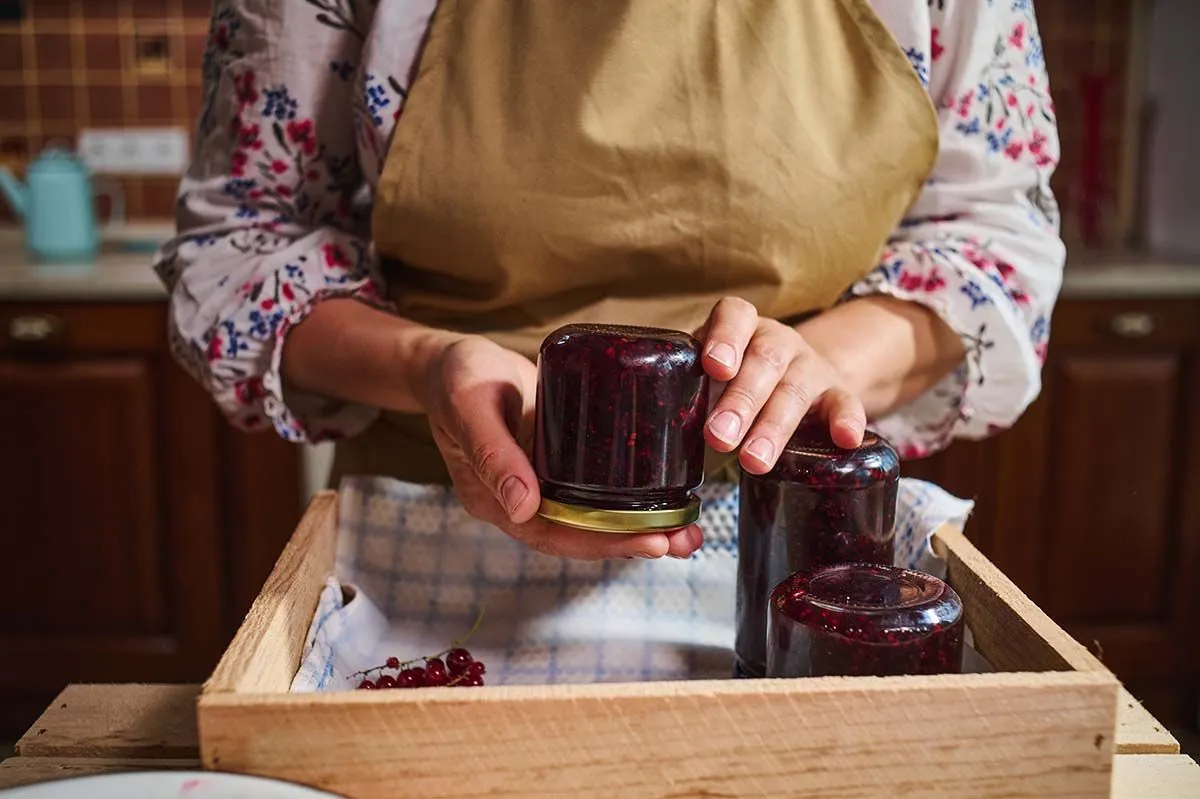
[736,418,900,678]
[766,563,964,678]
[446,648,473,674]
[376,674,397,689]
[357,679,377,690]
[385,656,400,670]
[533,324,709,529]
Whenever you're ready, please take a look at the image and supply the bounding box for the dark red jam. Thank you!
[766,563,964,677]
[735,418,899,677]
[533,324,709,522]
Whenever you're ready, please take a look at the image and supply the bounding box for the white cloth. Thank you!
[291,477,974,692]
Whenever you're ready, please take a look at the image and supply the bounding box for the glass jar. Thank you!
[766,563,964,677]
[533,323,709,533]
[734,418,899,677]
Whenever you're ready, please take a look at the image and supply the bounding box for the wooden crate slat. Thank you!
[14,684,200,760]
[205,492,338,695]
[0,757,200,790]
[1116,688,1181,754]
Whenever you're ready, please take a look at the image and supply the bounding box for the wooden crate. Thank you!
[197,492,1122,799]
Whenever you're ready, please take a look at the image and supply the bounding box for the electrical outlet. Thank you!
[78,127,190,176]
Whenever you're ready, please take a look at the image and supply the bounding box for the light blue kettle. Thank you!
[0,144,123,264]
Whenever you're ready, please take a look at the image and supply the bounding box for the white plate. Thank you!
[0,771,345,798]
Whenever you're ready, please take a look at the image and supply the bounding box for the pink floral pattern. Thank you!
[154,0,1064,456]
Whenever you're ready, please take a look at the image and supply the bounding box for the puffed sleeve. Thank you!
[848,0,1065,458]
[152,2,392,443]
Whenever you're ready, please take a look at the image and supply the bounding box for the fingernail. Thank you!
[500,476,528,516]
[707,343,736,368]
[709,411,741,443]
[635,552,660,559]
[745,438,774,464]
[669,553,691,560]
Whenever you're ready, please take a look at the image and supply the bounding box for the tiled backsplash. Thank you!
[0,0,1141,240]
[0,0,209,220]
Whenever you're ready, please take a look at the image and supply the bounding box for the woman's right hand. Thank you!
[421,336,703,561]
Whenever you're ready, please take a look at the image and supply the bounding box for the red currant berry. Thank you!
[385,656,400,670]
[423,670,449,687]
[358,679,377,690]
[462,675,484,687]
[446,648,473,674]
[405,667,426,687]
[377,674,397,689]
[395,670,418,688]
[466,661,486,678]
[425,658,448,679]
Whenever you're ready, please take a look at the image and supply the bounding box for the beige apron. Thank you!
[333,0,937,485]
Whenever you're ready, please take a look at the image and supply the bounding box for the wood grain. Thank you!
[1111,755,1200,798]
[0,757,200,790]
[204,493,338,695]
[197,504,1127,797]
[201,672,1117,799]
[15,684,200,759]
[932,525,1106,674]
[1115,688,1181,755]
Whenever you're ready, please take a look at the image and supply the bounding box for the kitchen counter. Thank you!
[0,227,168,301]
[2,225,1199,302]
[1062,251,1200,298]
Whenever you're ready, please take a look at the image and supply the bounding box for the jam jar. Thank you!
[766,563,965,677]
[533,324,709,533]
[734,418,899,678]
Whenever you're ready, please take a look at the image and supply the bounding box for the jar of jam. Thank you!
[766,563,965,677]
[533,324,709,533]
[734,418,899,678]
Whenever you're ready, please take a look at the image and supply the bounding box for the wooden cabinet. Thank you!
[0,301,301,739]
[905,297,1200,725]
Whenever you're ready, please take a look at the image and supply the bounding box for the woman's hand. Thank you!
[698,298,867,474]
[421,336,704,560]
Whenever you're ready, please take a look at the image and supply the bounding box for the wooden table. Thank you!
[1,684,1198,796]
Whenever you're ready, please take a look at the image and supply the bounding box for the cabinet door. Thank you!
[0,304,226,724]
[1038,299,1200,719]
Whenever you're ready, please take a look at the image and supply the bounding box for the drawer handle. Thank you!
[8,314,65,344]
[1109,311,1155,338]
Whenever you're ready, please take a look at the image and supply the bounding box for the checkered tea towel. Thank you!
[291,477,973,692]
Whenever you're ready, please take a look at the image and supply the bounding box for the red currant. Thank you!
[466,661,486,678]
[358,679,377,690]
[395,670,418,688]
[425,658,448,679]
[385,656,400,670]
[446,648,473,674]
[424,670,449,687]
[377,674,397,689]
[402,667,426,687]
[462,675,485,687]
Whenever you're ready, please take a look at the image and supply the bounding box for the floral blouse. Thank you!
[153,0,1065,460]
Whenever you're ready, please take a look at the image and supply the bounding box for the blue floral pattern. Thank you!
[155,0,1064,454]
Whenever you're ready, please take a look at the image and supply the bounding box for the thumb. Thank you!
[453,383,542,524]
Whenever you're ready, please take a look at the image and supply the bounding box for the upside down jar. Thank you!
[533,324,709,533]
[766,563,965,677]
[735,418,900,678]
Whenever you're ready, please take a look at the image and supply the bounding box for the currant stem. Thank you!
[346,606,486,680]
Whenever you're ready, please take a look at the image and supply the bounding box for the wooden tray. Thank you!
[197,492,1121,799]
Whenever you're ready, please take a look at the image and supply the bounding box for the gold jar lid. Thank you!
[537,495,701,533]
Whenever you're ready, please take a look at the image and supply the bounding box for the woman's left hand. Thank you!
[698,297,866,474]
